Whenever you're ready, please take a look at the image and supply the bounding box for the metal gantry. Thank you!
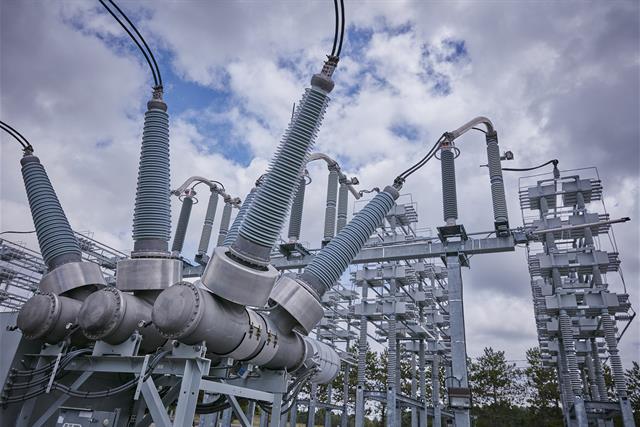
[521,168,636,427]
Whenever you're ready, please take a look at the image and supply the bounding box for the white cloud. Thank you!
[1,0,638,367]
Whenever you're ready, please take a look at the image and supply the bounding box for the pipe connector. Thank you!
[39,261,106,296]
[269,275,324,334]
[77,286,165,352]
[200,246,278,307]
[17,293,83,343]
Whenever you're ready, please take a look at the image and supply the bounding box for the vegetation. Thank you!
[293,345,639,426]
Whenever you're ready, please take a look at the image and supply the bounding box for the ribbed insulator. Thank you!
[336,183,348,233]
[357,315,367,384]
[486,133,508,224]
[544,232,556,253]
[440,148,458,223]
[224,188,256,247]
[233,88,329,260]
[591,339,608,399]
[387,315,397,389]
[287,177,306,241]
[601,312,627,396]
[171,196,193,253]
[576,192,585,210]
[559,312,583,394]
[301,189,396,294]
[132,105,171,247]
[21,155,81,270]
[323,169,339,240]
[216,202,233,247]
[585,353,600,400]
[197,191,219,255]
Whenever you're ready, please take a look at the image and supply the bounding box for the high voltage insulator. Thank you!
[440,146,458,224]
[21,155,81,270]
[132,90,171,253]
[232,87,330,265]
[224,188,256,247]
[301,186,398,295]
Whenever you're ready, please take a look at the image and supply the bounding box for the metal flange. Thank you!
[201,246,278,307]
[39,261,106,296]
[269,275,324,334]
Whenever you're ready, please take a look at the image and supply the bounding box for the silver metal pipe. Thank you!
[307,152,361,200]
[448,116,494,139]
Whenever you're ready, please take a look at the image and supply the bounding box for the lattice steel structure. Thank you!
[521,168,636,427]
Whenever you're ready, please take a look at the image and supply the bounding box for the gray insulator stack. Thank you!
[224,188,256,247]
[132,97,171,253]
[171,196,193,253]
[601,311,627,397]
[197,191,219,255]
[288,178,306,242]
[301,186,398,296]
[559,311,583,395]
[231,87,330,264]
[336,183,348,233]
[585,353,600,400]
[590,339,608,399]
[485,131,509,230]
[357,314,367,385]
[323,169,339,241]
[440,148,458,224]
[21,155,81,270]
[216,202,233,247]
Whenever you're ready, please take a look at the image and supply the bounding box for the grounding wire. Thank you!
[98,0,159,87]
[0,121,33,153]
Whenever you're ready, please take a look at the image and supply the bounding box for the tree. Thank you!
[524,347,560,409]
[626,361,640,423]
[468,347,524,407]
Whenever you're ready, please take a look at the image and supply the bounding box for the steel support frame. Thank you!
[446,255,470,427]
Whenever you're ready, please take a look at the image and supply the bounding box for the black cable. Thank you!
[98,0,159,87]
[471,126,487,134]
[395,134,445,182]
[0,121,33,153]
[502,159,558,172]
[331,0,339,56]
[106,0,162,87]
[3,349,170,404]
[336,0,346,57]
[0,230,36,235]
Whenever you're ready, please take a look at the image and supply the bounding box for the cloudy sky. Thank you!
[1,1,638,366]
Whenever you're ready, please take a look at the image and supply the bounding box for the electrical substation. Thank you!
[0,1,636,427]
